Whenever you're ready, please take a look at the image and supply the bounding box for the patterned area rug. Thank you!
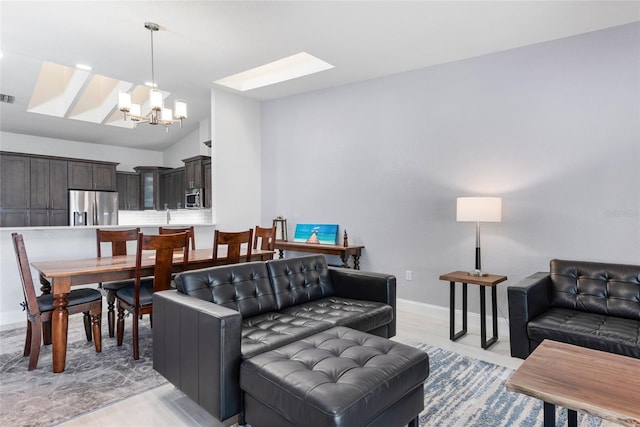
[411,342,615,427]
[0,318,618,427]
[0,316,166,427]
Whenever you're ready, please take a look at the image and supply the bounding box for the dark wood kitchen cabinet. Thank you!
[68,161,117,191]
[0,152,119,227]
[160,168,185,209]
[116,172,141,210]
[183,155,210,189]
[0,154,31,226]
[0,154,30,209]
[203,158,212,208]
[30,158,68,226]
[134,167,170,210]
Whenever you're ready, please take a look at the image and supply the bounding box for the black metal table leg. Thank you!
[544,402,555,427]
[450,281,467,341]
[480,285,499,349]
[568,409,577,427]
[278,249,284,259]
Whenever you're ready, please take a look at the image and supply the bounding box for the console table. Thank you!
[439,270,507,349]
[273,241,364,270]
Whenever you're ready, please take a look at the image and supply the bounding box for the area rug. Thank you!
[0,319,618,427]
[0,316,167,427]
[411,342,616,427]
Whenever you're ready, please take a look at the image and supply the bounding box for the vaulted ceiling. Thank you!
[1,1,638,150]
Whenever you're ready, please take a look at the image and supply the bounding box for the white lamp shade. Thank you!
[149,89,163,111]
[130,103,141,118]
[161,107,173,121]
[457,197,502,222]
[174,99,187,119]
[118,92,131,112]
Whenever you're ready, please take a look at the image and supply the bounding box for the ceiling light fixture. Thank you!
[118,22,187,131]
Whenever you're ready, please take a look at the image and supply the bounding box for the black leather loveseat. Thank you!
[508,259,640,359]
[152,255,398,422]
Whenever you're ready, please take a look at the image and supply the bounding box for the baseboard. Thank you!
[397,298,510,338]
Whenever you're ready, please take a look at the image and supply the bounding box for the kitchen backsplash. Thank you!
[119,208,213,226]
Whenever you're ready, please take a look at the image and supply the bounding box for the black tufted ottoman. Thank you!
[239,326,429,427]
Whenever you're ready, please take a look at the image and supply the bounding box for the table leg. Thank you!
[352,255,361,270]
[543,402,555,427]
[568,409,577,427]
[480,286,499,349]
[278,249,284,259]
[51,292,69,373]
[340,254,349,268]
[450,281,467,341]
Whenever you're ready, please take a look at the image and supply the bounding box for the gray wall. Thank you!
[260,23,640,317]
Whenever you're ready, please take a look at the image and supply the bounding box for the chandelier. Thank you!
[118,22,187,131]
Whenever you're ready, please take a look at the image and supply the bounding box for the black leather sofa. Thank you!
[152,255,398,422]
[508,259,640,359]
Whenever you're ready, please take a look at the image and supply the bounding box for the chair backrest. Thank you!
[213,229,253,265]
[96,228,140,257]
[11,233,39,318]
[135,233,190,297]
[159,226,196,250]
[253,225,276,251]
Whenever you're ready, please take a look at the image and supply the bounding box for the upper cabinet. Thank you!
[183,155,212,208]
[203,158,212,208]
[29,158,68,226]
[183,155,210,189]
[116,172,141,210]
[68,161,117,191]
[0,152,118,227]
[134,167,170,211]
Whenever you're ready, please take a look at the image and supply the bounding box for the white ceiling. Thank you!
[1,1,638,151]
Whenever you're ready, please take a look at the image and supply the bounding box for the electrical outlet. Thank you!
[405,270,412,281]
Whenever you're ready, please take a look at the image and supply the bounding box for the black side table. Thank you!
[439,271,507,349]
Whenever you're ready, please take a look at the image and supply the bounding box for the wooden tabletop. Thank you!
[32,248,274,280]
[273,241,364,255]
[505,340,640,426]
[439,271,507,287]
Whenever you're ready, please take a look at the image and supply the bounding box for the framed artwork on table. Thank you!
[293,224,339,245]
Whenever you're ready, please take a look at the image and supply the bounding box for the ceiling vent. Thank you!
[0,94,15,104]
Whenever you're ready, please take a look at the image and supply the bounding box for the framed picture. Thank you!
[293,224,339,245]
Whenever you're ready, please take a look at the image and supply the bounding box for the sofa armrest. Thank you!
[507,272,551,359]
[153,290,243,421]
[329,267,397,336]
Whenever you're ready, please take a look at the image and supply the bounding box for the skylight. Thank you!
[214,52,334,92]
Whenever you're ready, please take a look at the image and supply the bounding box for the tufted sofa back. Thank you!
[266,255,335,310]
[175,261,277,317]
[549,259,640,320]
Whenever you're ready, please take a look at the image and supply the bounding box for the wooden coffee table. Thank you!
[505,340,640,427]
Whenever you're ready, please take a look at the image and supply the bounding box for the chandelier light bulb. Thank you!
[174,100,187,119]
[118,92,132,112]
[130,103,141,119]
[149,89,163,111]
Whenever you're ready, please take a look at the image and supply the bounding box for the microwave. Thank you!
[185,188,204,208]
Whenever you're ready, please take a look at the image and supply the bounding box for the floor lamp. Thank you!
[456,197,502,276]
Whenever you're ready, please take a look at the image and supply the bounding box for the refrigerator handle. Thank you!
[93,198,98,225]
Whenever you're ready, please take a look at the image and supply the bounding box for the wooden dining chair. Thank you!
[253,225,276,251]
[158,225,196,250]
[12,232,102,371]
[115,232,189,360]
[213,229,253,265]
[96,227,140,338]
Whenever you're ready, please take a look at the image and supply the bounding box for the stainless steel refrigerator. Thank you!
[68,190,119,226]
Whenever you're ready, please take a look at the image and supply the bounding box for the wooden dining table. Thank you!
[31,247,274,373]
